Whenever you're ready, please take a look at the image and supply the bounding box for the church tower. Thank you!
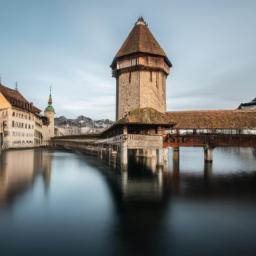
[44,88,55,138]
[111,17,172,120]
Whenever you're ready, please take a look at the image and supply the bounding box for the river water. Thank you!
[1,148,256,256]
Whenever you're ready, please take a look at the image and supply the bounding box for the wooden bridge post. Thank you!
[173,147,180,174]
[204,162,213,178]
[108,146,112,165]
[100,147,103,160]
[204,146,213,163]
[173,147,180,161]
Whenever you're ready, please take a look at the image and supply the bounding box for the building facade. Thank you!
[111,17,172,121]
[238,98,256,110]
[0,83,54,149]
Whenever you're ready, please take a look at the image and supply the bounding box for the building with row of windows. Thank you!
[0,83,55,150]
[238,98,256,110]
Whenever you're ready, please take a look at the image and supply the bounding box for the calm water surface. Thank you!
[1,148,256,256]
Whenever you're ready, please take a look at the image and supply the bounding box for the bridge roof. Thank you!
[166,110,256,129]
[118,108,174,126]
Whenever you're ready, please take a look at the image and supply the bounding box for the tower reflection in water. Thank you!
[1,148,256,256]
[0,149,52,207]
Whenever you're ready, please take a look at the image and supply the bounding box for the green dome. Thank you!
[44,105,55,113]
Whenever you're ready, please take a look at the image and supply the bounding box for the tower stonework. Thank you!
[111,18,172,120]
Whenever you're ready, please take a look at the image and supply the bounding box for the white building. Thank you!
[238,98,256,110]
[0,83,53,149]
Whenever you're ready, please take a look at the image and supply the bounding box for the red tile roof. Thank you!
[166,110,256,129]
[0,83,41,114]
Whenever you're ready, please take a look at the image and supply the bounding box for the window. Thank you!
[150,71,152,82]
[131,58,137,66]
[129,72,132,83]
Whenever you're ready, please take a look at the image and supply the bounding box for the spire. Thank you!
[135,16,147,26]
[45,86,55,114]
[48,86,52,105]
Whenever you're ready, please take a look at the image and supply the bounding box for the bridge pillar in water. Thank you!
[204,162,213,178]
[204,146,213,163]
[173,147,180,161]
[172,147,180,174]
[120,125,128,169]
[120,145,128,166]
[100,148,103,160]
[163,148,168,163]
[108,146,112,165]
[157,148,167,166]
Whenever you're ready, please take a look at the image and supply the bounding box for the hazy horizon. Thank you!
[0,0,255,119]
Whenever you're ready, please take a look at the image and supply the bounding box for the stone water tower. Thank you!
[111,17,172,120]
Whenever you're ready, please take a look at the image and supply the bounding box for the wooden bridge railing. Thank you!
[166,128,256,136]
[164,133,256,148]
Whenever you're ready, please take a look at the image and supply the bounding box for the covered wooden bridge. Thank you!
[52,108,256,167]
[164,109,256,162]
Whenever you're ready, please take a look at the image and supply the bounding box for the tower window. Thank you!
[131,58,137,66]
[146,56,149,64]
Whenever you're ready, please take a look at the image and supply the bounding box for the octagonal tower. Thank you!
[111,17,172,121]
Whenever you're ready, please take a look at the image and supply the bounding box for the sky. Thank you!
[0,0,255,120]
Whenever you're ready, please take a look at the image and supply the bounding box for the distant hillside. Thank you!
[55,115,114,128]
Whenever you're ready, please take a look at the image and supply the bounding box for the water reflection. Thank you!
[0,149,52,207]
[1,148,256,256]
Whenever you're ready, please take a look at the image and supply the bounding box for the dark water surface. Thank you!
[1,148,256,256]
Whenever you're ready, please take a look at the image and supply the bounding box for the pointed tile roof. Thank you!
[111,17,171,67]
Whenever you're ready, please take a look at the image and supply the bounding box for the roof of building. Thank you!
[45,105,55,113]
[111,17,171,68]
[238,98,256,109]
[100,108,173,136]
[166,110,256,129]
[44,91,55,113]
[117,107,173,126]
[0,83,41,114]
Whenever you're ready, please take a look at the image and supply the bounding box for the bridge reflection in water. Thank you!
[1,148,256,255]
